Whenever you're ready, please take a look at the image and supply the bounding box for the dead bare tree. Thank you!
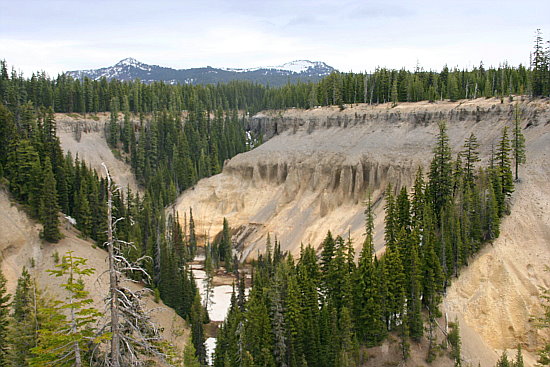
[96,163,170,367]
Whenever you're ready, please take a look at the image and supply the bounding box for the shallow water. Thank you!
[191,258,249,365]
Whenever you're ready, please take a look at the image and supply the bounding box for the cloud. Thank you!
[0,0,548,76]
[347,4,414,20]
[285,16,322,28]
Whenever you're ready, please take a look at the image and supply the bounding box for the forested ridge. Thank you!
[0,30,548,366]
[0,61,540,114]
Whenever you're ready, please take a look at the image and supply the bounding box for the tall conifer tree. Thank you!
[0,270,10,367]
[497,126,514,199]
[512,104,526,181]
[40,156,61,242]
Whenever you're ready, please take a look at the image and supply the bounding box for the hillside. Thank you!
[0,188,188,358]
[172,97,550,366]
[56,113,141,193]
[66,57,336,86]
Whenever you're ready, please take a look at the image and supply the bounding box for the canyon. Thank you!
[0,97,548,366]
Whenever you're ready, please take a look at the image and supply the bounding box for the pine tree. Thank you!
[190,293,206,365]
[108,97,119,147]
[428,121,453,218]
[270,266,287,367]
[514,344,524,367]
[76,184,92,237]
[0,103,16,171]
[285,269,304,365]
[29,251,103,367]
[396,186,411,233]
[486,169,502,240]
[496,350,510,367]
[99,164,168,366]
[383,245,405,329]
[297,246,321,367]
[384,185,397,249]
[448,73,460,101]
[531,29,548,97]
[0,270,10,367]
[40,156,61,242]
[356,194,386,345]
[448,320,462,367]
[421,203,444,361]
[219,218,233,271]
[496,126,514,200]
[183,340,201,367]
[512,104,526,181]
[244,291,274,367]
[391,79,398,107]
[9,268,37,367]
[189,208,197,258]
[411,167,425,228]
[461,133,480,188]
[6,139,41,206]
[320,231,335,277]
[337,306,359,367]
[405,229,423,341]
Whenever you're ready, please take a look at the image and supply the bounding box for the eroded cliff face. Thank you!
[173,97,550,366]
[175,98,548,257]
[55,113,141,193]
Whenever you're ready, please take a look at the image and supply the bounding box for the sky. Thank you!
[1,0,549,77]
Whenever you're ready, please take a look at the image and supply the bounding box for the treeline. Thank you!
[2,31,549,117]
[263,63,532,110]
[213,121,525,367]
[0,63,267,114]
[0,61,540,115]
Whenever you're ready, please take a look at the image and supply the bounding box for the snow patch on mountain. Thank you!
[224,60,332,74]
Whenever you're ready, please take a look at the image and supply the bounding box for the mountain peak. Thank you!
[275,60,330,73]
[66,59,336,86]
[116,57,139,65]
[115,57,149,68]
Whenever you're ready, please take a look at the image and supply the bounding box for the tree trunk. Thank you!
[104,164,120,367]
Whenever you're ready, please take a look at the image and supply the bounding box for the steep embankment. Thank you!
[173,97,550,366]
[0,190,188,357]
[445,117,550,366]
[55,113,140,193]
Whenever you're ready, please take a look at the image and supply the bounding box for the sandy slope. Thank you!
[0,189,188,359]
[56,113,141,193]
[444,121,550,367]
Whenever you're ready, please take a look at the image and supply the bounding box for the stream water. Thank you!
[190,258,249,365]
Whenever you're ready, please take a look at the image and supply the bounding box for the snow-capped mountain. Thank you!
[66,58,336,86]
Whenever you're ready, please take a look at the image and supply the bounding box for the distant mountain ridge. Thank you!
[66,58,336,86]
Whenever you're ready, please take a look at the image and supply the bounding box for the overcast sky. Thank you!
[1,0,549,77]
